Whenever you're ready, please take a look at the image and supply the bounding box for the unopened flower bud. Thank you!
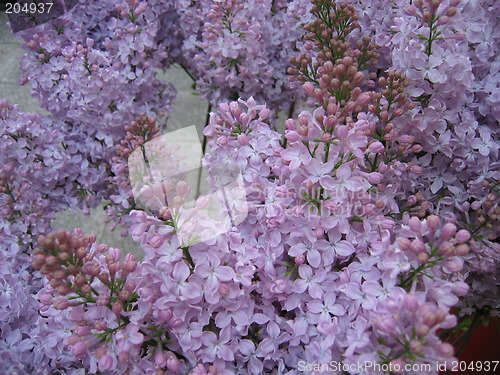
[438,342,454,357]
[454,229,470,244]
[166,352,180,372]
[408,217,422,232]
[368,141,385,153]
[444,258,463,273]
[403,293,419,311]
[417,252,429,264]
[218,282,229,297]
[374,315,397,334]
[368,172,383,184]
[285,130,300,142]
[154,349,167,369]
[454,243,469,256]
[411,339,424,353]
[54,298,69,310]
[112,301,123,314]
[295,254,305,265]
[441,223,457,239]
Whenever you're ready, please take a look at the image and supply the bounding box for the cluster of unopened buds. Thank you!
[115,113,160,160]
[105,114,161,233]
[288,1,379,109]
[404,0,462,25]
[115,0,148,21]
[398,216,471,281]
[33,229,138,310]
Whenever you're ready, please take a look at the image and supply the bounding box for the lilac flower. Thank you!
[201,329,234,362]
[293,265,326,299]
[171,261,202,301]
[196,257,235,300]
[307,292,346,322]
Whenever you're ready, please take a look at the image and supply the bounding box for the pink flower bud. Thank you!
[314,226,324,239]
[97,293,110,306]
[169,318,183,328]
[196,196,210,210]
[368,141,385,153]
[444,258,463,273]
[368,172,383,184]
[454,243,469,256]
[123,254,137,273]
[390,359,405,374]
[285,130,300,142]
[112,301,123,315]
[71,341,87,358]
[259,108,270,120]
[303,82,315,96]
[237,133,249,145]
[335,125,348,139]
[452,281,469,296]
[455,229,470,243]
[54,298,69,310]
[321,132,333,143]
[437,15,449,25]
[39,293,53,305]
[411,239,426,254]
[378,162,388,173]
[98,354,114,371]
[426,215,440,231]
[166,352,180,372]
[218,282,229,297]
[445,7,457,17]
[150,231,166,248]
[158,308,172,322]
[327,102,338,115]
[471,200,482,210]
[95,321,107,331]
[285,118,296,130]
[86,38,94,49]
[298,125,308,136]
[403,293,419,311]
[438,342,454,357]
[294,254,305,265]
[356,92,371,106]
[410,165,423,174]
[410,340,423,353]
[417,252,429,264]
[439,241,454,255]
[408,217,422,232]
[398,237,412,251]
[374,315,397,334]
[176,181,190,196]
[118,351,129,363]
[238,113,250,127]
[154,349,167,369]
[380,217,395,229]
[441,223,457,239]
[411,144,423,153]
[404,5,417,16]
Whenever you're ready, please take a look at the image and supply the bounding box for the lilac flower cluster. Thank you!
[105,114,161,236]
[17,0,175,211]
[0,100,102,374]
[176,0,306,110]
[359,0,500,314]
